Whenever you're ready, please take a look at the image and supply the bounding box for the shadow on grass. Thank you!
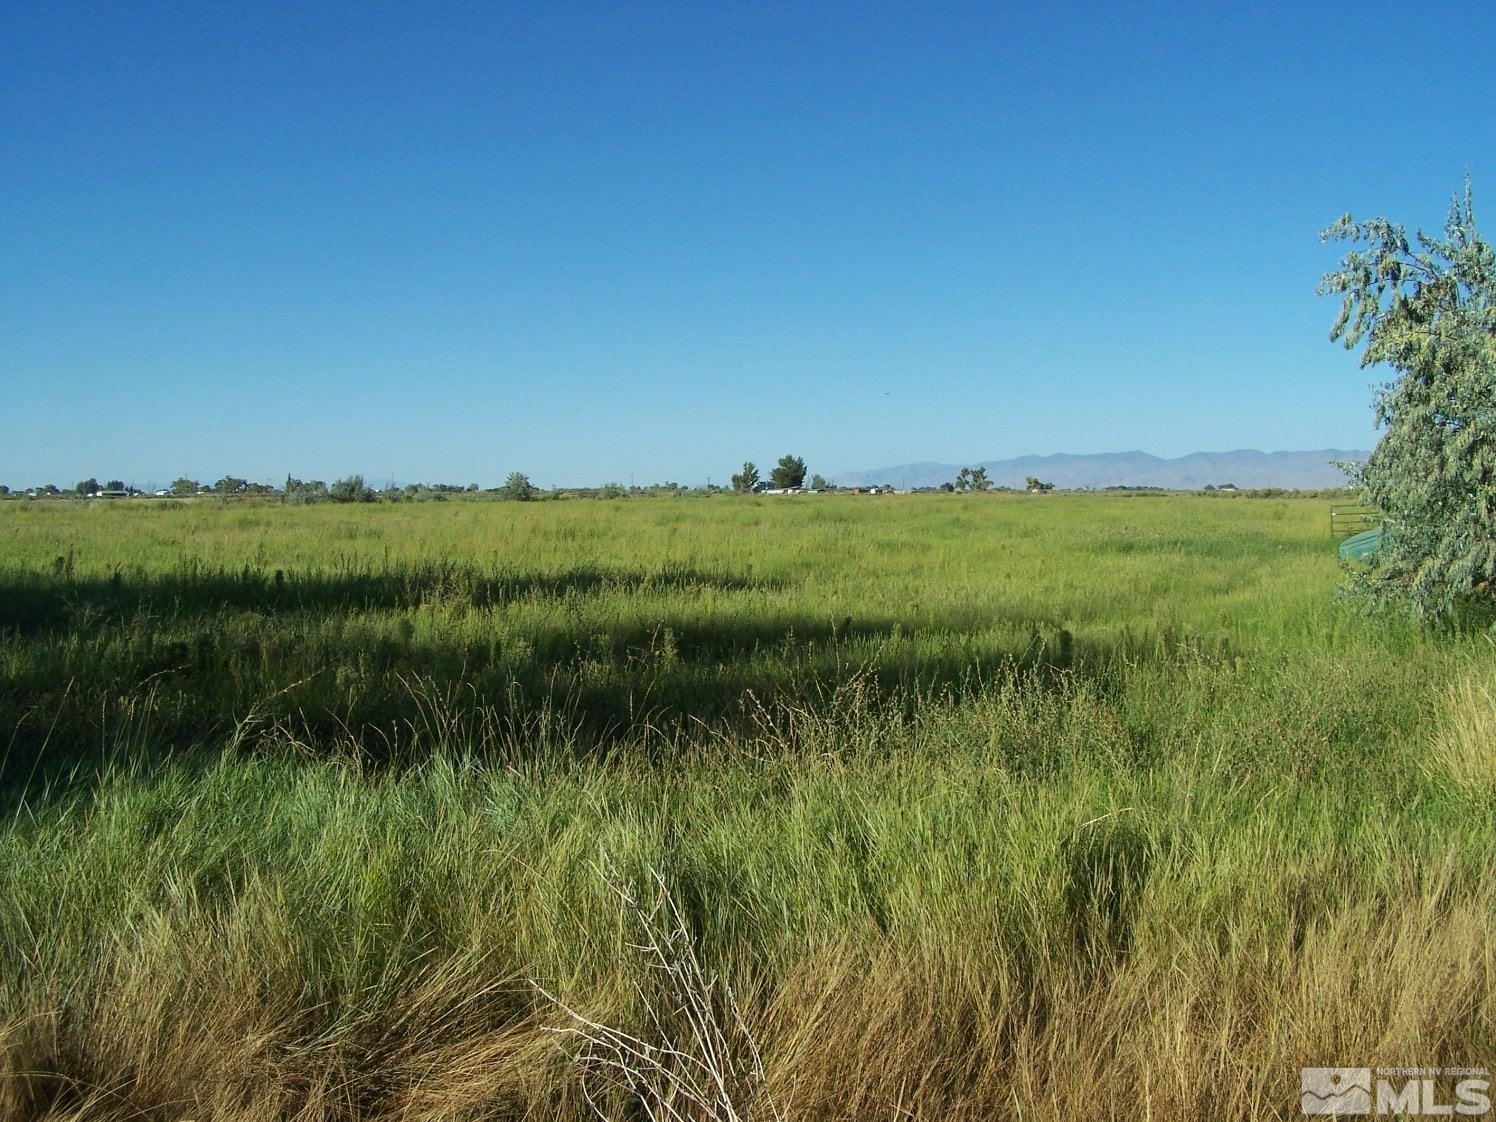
[0,565,1197,798]
[0,560,779,636]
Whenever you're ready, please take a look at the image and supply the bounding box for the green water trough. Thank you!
[1338,526,1383,562]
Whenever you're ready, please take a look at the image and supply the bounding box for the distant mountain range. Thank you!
[834,449,1369,491]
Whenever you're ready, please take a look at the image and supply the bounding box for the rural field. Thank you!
[0,493,1491,1121]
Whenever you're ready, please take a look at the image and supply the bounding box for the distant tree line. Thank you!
[3,474,490,502]
[730,454,820,492]
[0,470,1362,506]
[2,471,773,503]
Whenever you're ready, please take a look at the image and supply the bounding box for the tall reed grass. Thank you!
[0,495,1489,1119]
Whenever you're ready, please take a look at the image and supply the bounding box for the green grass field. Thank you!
[1,494,1491,1120]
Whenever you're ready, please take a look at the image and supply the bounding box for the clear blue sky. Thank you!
[3,2,1494,489]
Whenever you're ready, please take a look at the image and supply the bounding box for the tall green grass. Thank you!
[0,494,1454,774]
[0,495,1490,1119]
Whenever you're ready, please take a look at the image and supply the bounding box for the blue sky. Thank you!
[3,2,1494,488]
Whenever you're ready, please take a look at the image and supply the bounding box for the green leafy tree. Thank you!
[330,474,374,503]
[501,472,537,501]
[1320,181,1496,619]
[74,478,100,496]
[170,477,199,497]
[954,466,991,492]
[1025,476,1054,493]
[770,454,807,489]
[284,476,329,504]
[730,462,759,493]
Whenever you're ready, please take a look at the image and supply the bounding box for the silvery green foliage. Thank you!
[1320,181,1496,620]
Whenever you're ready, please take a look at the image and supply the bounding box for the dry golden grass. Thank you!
[1432,663,1496,792]
[3,817,1491,1122]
